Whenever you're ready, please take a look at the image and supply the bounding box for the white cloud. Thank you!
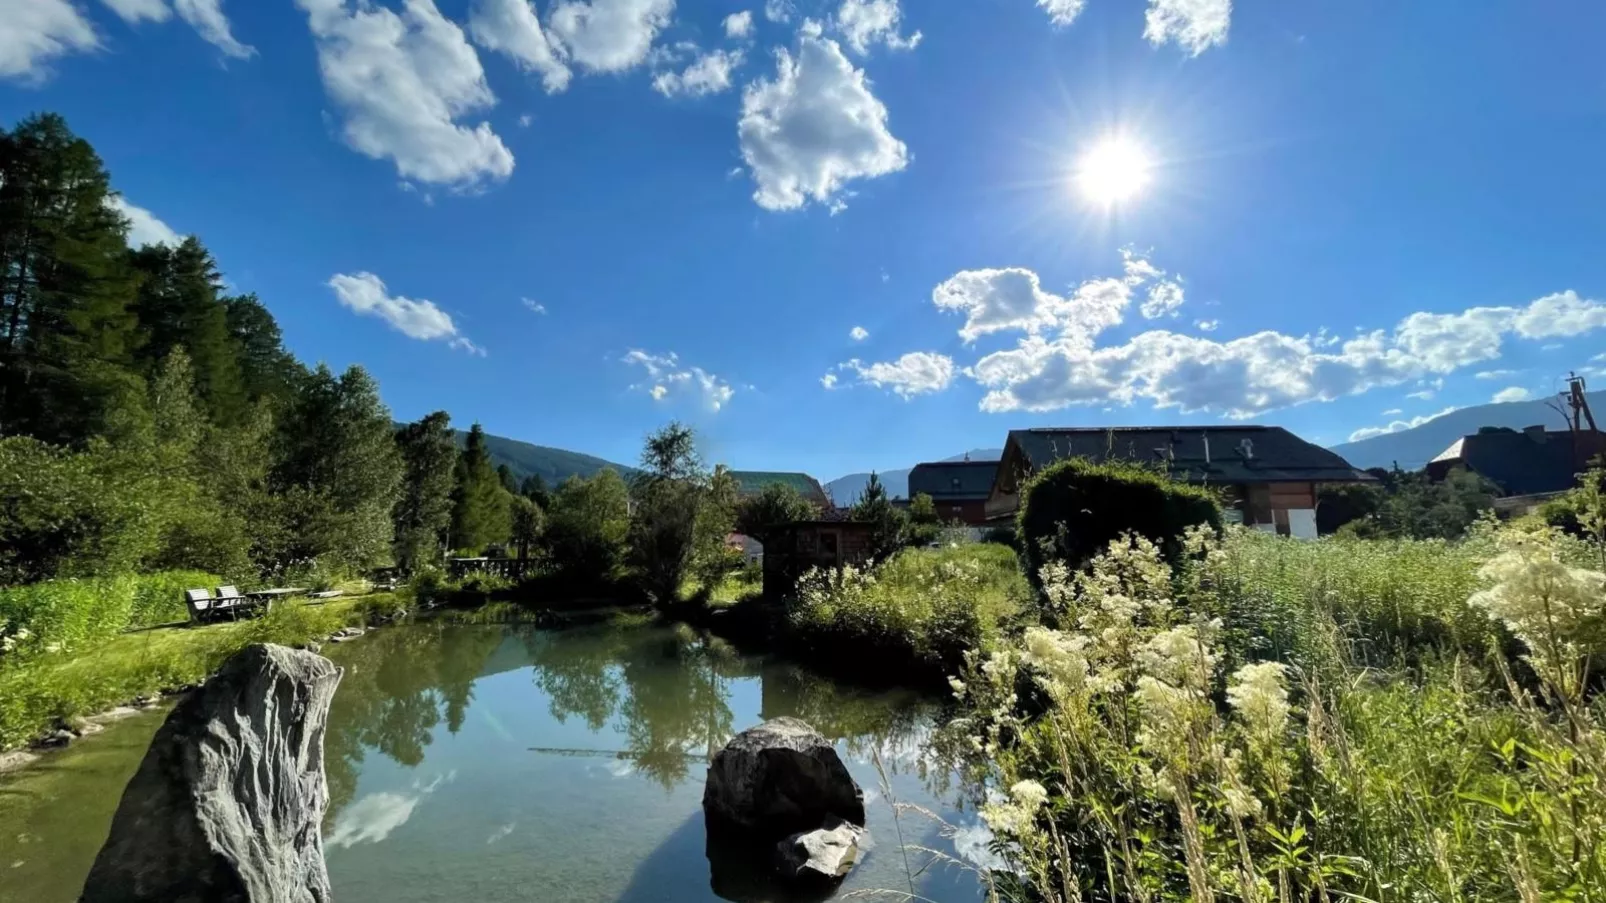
[763,0,793,23]
[329,271,481,354]
[724,10,753,38]
[849,325,869,341]
[839,352,954,398]
[1406,389,1435,401]
[1492,386,1532,403]
[1140,280,1185,319]
[296,0,514,190]
[101,0,171,24]
[1036,0,1086,26]
[954,255,1606,418]
[820,372,839,389]
[548,0,673,74]
[1195,318,1219,332]
[623,350,735,411]
[1144,0,1231,55]
[1,0,99,81]
[1512,290,1606,338]
[653,48,743,97]
[518,113,534,126]
[173,0,255,58]
[109,196,182,248]
[1347,406,1460,443]
[737,28,908,211]
[522,298,546,313]
[834,0,921,54]
[1381,408,1402,416]
[468,0,572,93]
[1474,369,1519,380]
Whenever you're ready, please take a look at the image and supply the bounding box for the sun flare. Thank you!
[1075,134,1153,206]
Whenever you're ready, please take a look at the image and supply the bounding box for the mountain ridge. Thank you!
[1327,390,1605,470]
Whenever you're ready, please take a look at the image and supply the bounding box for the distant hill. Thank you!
[457,429,630,486]
[825,448,1004,506]
[1328,391,1604,470]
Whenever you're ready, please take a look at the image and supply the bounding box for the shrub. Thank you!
[1017,457,1221,593]
[788,543,1027,679]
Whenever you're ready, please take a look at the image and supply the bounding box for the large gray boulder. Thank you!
[79,644,343,903]
[703,717,865,837]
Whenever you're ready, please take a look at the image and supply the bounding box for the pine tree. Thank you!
[450,423,511,553]
[129,238,247,423]
[394,411,457,572]
[224,293,303,405]
[520,473,553,509]
[850,471,906,560]
[0,114,141,443]
[497,463,518,493]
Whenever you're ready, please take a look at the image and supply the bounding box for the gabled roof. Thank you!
[1427,428,1605,495]
[1003,426,1372,485]
[728,471,832,507]
[908,460,1000,500]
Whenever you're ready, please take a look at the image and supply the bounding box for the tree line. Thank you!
[0,112,854,599]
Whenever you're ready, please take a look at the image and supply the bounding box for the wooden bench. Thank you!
[183,586,272,624]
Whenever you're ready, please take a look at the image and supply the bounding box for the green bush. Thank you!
[0,570,222,661]
[1017,457,1221,591]
[788,543,1028,679]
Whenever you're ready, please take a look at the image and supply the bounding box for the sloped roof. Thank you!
[1428,428,1604,495]
[729,471,832,507]
[1006,426,1373,485]
[908,460,1000,500]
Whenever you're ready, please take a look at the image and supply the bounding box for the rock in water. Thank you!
[703,717,866,836]
[776,816,866,882]
[79,644,343,903]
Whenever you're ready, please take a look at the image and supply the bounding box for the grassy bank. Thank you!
[0,595,391,750]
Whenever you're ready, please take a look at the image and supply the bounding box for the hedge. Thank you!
[1017,457,1222,591]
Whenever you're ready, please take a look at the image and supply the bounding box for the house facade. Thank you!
[906,460,999,525]
[984,426,1373,538]
[1427,426,1605,496]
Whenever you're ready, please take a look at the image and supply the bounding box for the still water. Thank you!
[1,620,993,903]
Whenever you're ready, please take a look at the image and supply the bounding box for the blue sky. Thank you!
[5,0,1606,480]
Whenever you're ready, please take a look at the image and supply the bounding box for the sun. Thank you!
[1074,134,1153,206]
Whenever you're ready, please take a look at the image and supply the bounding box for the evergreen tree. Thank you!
[450,423,511,553]
[0,114,141,443]
[224,293,302,405]
[520,473,553,509]
[850,472,907,560]
[497,463,519,493]
[273,364,404,571]
[129,238,247,423]
[393,411,457,572]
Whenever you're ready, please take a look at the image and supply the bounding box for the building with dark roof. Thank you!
[985,426,1373,537]
[1427,426,1605,496]
[907,460,1000,525]
[728,471,832,509]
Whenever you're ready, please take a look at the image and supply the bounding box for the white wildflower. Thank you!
[1022,626,1091,697]
[1226,661,1290,742]
[1136,622,1219,690]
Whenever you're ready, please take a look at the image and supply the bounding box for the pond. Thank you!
[0,620,996,903]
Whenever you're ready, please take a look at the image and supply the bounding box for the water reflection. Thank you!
[316,620,987,903]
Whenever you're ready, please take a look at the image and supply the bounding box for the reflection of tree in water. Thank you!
[523,623,735,791]
[322,625,505,826]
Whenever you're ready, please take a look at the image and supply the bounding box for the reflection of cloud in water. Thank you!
[844,723,937,773]
[486,823,516,844]
[951,820,1009,873]
[328,770,456,848]
[328,792,420,848]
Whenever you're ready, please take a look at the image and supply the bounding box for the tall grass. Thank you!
[947,524,1606,902]
[0,570,220,660]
